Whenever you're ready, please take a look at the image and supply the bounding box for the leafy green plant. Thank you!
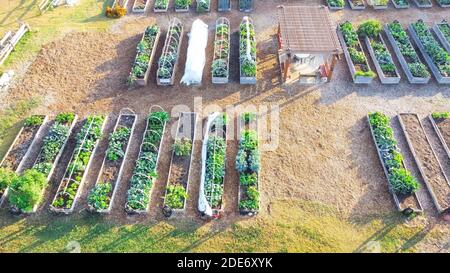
[393,0,409,6]
[165,185,188,209]
[239,17,257,78]
[240,173,257,186]
[357,20,382,38]
[157,21,182,82]
[327,0,345,7]
[154,0,169,9]
[24,115,43,126]
[8,169,47,213]
[106,127,131,162]
[175,0,192,9]
[239,186,259,210]
[196,0,210,12]
[205,134,226,208]
[172,138,192,157]
[0,168,17,195]
[88,183,112,211]
[432,112,450,119]
[389,168,420,195]
[55,112,75,124]
[243,112,256,124]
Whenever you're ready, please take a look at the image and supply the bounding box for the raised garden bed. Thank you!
[237,113,260,216]
[198,113,227,219]
[391,0,410,8]
[212,17,230,84]
[112,0,129,9]
[367,112,422,215]
[429,113,450,160]
[385,22,430,84]
[88,109,136,213]
[154,0,169,12]
[358,20,400,84]
[157,18,184,86]
[367,0,389,9]
[175,0,191,12]
[348,0,366,9]
[436,0,450,7]
[413,0,432,7]
[125,110,169,214]
[50,115,107,214]
[399,113,450,214]
[128,25,161,87]
[239,17,257,85]
[409,20,450,84]
[0,115,48,207]
[162,112,197,218]
[218,0,231,11]
[24,113,78,214]
[239,0,253,12]
[327,0,345,9]
[132,0,150,12]
[337,22,375,84]
[433,21,450,54]
[196,0,210,12]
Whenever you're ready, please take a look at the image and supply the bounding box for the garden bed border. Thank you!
[428,114,450,160]
[363,35,401,84]
[218,0,231,11]
[432,22,450,54]
[391,0,410,8]
[212,17,231,84]
[132,0,150,13]
[239,17,257,85]
[348,0,366,9]
[133,27,161,87]
[413,0,432,7]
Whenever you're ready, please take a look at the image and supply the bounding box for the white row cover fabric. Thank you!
[198,112,221,217]
[181,19,208,85]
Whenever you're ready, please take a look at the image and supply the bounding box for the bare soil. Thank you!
[399,114,450,211]
[435,117,450,154]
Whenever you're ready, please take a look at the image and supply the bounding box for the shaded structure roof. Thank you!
[277,5,342,54]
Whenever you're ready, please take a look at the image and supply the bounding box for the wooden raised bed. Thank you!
[391,0,410,8]
[89,109,136,213]
[237,113,260,216]
[198,113,227,219]
[26,114,78,213]
[433,21,450,54]
[50,115,107,214]
[218,0,231,11]
[337,24,375,84]
[348,0,366,9]
[154,0,169,12]
[175,0,189,12]
[0,115,48,207]
[367,0,388,9]
[384,24,430,84]
[156,18,184,86]
[367,115,423,214]
[162,112,197,218]
[196,0,211,12]
[429,115,450,160]
[132,0,149,12]
[413,0,432,7]
[212,17,230,84]
[363,35,401,84]
[239,0,253,12]
[409,23,450,84]
[129,25,161,87]
[239,17,257,85]
[125,108,168,214]
[399,113,450,214]
[436,0,450,7]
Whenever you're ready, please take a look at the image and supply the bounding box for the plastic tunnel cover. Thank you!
[181,19,208,85]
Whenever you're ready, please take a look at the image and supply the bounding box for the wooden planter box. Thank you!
[384,25,430,84]
[348,0,366,9]
[212,17,230,84]
[433,22,450,54]
[175,5,189,12]
[363,35,401,84]
[218,0,231,11]
[0,115,48,207]
[157,20,184,86]
[398,113,450,214]
[328,4,345,10]
[162,112,197,218]
[50,116,108,214]
[89,111,137,214]
[239,0,253,12]
[154,1,169,12]
[429,115,450,159]
[409,24,450,84]
[367,115,423,215]
[126,114,167,214]
[391,0,410,8]
[367,0,388,9]
[337,28,375,84]
[413,0,432,7]
[132,0,149,12]
[134,29,161,87]
[25,115,78,214]
[437,0,450,7]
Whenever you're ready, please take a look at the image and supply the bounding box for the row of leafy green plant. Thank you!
[412,20,450,77]
[371,0,388,6]
[175,0,191,9]
[326,0,345,7]
[125,111,169,213]
[368,112,420,196]
[154,0,169,10]
[204,115,227,209]
[88,122,132,212]
[339,22,376,78]
[128,25,160,86]
[438,21,450,44]
[157,20,183,81]
[387,21,430,78]
[196,0,210,12]
[357,20,397,78]
[239,17,257,78]
[212,20,230,80]
[236,114,260,213]
[51,115,105,210]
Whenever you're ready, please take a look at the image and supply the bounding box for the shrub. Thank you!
[8,169,47,212]
[172,138,192,157]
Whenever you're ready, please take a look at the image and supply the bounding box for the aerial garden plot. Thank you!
[2,0,450,254]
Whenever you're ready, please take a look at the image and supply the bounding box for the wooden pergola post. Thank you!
[327,54,338,82]
[283,56,291,83]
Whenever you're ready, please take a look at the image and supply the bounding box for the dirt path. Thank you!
[399,113,450,213]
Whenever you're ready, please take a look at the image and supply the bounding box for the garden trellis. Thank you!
[239,16,257,84]
[157,18,184,86]
[212,17,230,84]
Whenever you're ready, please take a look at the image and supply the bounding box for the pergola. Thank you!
[276,5,342,83]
